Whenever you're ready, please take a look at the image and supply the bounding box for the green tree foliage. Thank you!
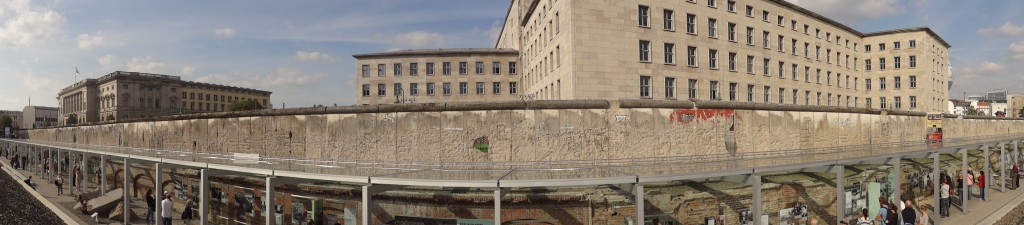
[106,114,116,121]
[228,99,264,111]
[0,114,12,129]
[66,114,78,125]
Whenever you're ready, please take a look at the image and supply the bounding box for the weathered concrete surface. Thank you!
[28,100,1024,163]
[86,188,123,214]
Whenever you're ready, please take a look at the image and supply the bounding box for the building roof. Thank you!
[352,48,519,59]
[496,0,952,48]
[24,106,59,111]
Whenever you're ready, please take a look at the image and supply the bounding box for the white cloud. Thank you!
[126,56,166,72]
[295,51,335,62]
[214,28,237,38]
[75,33,107,49]
[0,0,66,48]
[979,61,1005,72]
[97,54,120,70]
[195,67,326,89]
[1008,41,1024,61]
[97,55,167,72]
[978,22,1024,36]
[786,0,902,23]
[181,66,196,76]
[22,75,53,92]
[391,31,444,49]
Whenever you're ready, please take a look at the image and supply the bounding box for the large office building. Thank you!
[354,0,952,112]
[353,49,521,105]
[22,106,58,129]
[58,71,272,125]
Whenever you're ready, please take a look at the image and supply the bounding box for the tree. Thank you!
[66,114,78,125]
[0,114,12,129]
[228,99,264,111]
[106,114,116,122]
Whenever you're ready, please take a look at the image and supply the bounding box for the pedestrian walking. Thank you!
[940,179,950,217]
[55,174,64,195]
[146,189,156,225]
[979,171,986,200]
[161,192,173,225]
[957,174,964,203]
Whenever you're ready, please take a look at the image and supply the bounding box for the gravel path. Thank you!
[0,166,67,225]
[994,200,1024,225]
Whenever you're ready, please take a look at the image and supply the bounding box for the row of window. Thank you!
[361,82,520,97]
[181,91,264,105]
[638,2,923,54]
[641,43,924,90]
[183,101,229,112]
[361,62,518,77]
[864,56,918,71]
[638,76,921,109]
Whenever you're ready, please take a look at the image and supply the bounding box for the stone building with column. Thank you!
[57,71,272,125]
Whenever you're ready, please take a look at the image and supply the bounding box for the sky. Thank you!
[0,0,1022,111]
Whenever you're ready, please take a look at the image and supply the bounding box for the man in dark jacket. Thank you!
[901,199,916,225]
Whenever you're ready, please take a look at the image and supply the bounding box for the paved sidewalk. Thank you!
[933,179,1024,224]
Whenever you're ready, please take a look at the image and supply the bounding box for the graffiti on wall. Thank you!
[669,109,738,124]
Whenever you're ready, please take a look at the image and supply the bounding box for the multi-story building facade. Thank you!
[22,106,58,129]
[353,49,521,105]
[58,71,272,125]
[0,110,23,130]
[354,0,952,112]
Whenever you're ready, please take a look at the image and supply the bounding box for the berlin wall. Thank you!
[27,100,1024,163]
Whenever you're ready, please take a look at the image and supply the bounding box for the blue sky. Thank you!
[0,0,1022,111]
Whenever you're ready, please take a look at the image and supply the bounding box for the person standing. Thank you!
[875,197,890,223]
[146,189,156,225]
[55,174,63,195]
[940,179,950,217]
[979,171,986,200]
[1014,162,1020,189]
[161,192,173,225]
[917,204,929,225]
[901,199,916,225]
[966,168,975,200]
[857,208,872,225]
[181,198,194,225]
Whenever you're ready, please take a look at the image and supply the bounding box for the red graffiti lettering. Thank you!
[669,109,738,124]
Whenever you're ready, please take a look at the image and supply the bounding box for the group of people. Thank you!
[145,189,195,225]
[852,197,927,225]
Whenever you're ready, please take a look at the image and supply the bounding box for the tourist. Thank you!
[182,197,194,225]
[940,179,950,217]
[917,204,929,225]
[1014,162,1020,189]
[55,174,63,195]
[857,208,872,225]
[71,164,78,194]
[957,174,963,202]
[24,176,34,190]
[979,170,986,200]
[966,168,975,200]
[901,199,916,225]
[146,189,156,225]
[161,192,173,225]
[876,197,889,222]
